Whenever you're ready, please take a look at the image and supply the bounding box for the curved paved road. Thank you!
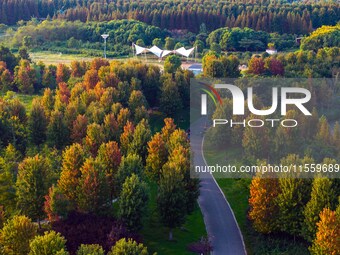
[191,117,247,255]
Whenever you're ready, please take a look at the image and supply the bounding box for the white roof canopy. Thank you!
[133,44,195,58]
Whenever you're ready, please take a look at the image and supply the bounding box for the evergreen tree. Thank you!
[47,110,69,149]
[303,177,335,241]
[108,238,149,255]
[118,174,148,231]
[157,164,186,240]
[77,244,104,255]
[29,231,68,255]
[0,215,37,255]
[28,98,47,145]
[16,155,51,226]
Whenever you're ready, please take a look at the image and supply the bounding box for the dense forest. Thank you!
[0,0,339,34]
[0,0,339,254]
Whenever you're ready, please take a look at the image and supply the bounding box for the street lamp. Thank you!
[101,34,109,59]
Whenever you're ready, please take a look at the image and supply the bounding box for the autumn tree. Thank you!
[71,114,88,144]
[84,123,105,157]
[103,113,119,142]
[28,98,47,145]
[108,238,150,255]
[0,68,13,92]
[118,174,148,231]
[0,215,37,255]
[16,155,51,226]
[303,177,335,241]
[265,57,284,76]
[120,121,135,155]
[247,57,265,75]
[97,141,122,199]
[157,164,186,240]
[56,63,71,84]
[145,132,168,180]
[309,208,340,255]
[29,231,68,255]
[14,59,36,94]
[248,175,280,234]
[76,158,110,214]
[58,143,85,205]
[44,184,70,222]
[71,60,87,78]
[84,69,99,90]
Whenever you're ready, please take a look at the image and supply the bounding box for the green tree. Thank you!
[29,231,68,255]
[0,215,37,255]
[77,244,104,255]
[164,55,181,73]
[108,238,149,255]
[118,174,148,231]
[157,164,186,240]
[47,110,69,149]
[42,65,57,89]
[0,144,20,215]
[303,177,335,241]
[128,119,151,162]
[164,37,175,50]
[116,154,143,193]
[160,75,182,116]
[16,155,51,226]
[28,98,47,145]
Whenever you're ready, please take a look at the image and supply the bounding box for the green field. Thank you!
[29,51,164,68]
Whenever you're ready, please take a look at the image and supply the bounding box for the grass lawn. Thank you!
[29,51,165,68]
[0,91,38,112]
[141,182,207,255]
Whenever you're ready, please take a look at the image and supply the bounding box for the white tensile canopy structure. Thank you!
[132,43,196,59]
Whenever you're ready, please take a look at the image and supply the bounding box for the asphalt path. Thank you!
[191,117,247,255]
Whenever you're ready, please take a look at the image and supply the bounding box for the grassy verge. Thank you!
[203,141,309,255]
[0,92,38,112]
[141,182,207,255]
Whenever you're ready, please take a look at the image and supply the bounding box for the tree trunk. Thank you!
[169,229,173,241]
[38,218,41,229]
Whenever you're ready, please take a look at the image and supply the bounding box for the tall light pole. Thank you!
[101,34,109,59]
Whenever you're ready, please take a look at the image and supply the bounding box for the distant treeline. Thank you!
[0,0,339,34]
